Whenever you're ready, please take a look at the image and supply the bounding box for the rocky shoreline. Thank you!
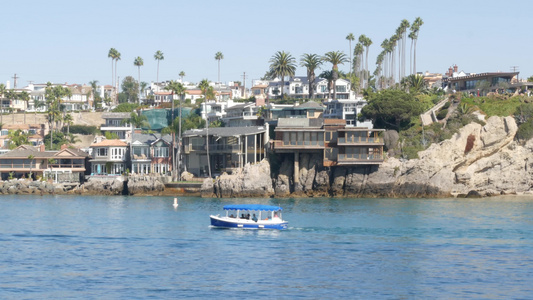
[201,116,533,198]
[2,116,529,198]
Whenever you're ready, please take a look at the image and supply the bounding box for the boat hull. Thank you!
[210,215,288,230]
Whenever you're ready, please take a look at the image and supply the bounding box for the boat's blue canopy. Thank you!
[223,204,282,211]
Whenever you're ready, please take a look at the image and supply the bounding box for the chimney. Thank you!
[61,144,69,150]
[40,144,45,152]
[448,67,453,77]
[453,64,458,73]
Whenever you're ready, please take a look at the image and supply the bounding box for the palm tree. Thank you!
[358,35,372,89]
[353,42,364,91]
[133,57,144,105]
[0,84,5,123]
[165,81,186,180]
[154,50,164,86]
[27,154,35,180]
[114,50,121,103]
[410,17,424,75]
[140,81,148,103]
[34,99,45,123]
[179,71,185,82]
[214,52,224,84]
[19,91,30,124]
[323,51,348,100]
[108,48,117,87]
[268,51,296,100]
[300,54,323,99]
[63,113,73,134]
[199,79,212,178]
[346,33,355,74]
[319,70,334,100]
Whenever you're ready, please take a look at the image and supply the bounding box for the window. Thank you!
[97,148,108,157]
[154,147,169,157]
[335,85,347,93]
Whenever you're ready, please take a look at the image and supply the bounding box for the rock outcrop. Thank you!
[82,177,125,195]
[127,175,165,195]
[269,116,528,198]
[207,159,274,198]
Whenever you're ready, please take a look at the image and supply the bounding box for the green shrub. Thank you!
[67,125,98,135]
[442,101,451,109]
[436,109,448,120]
[516,119,533,141]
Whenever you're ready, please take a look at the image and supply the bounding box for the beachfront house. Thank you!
[89,139,128,176]
[130,133,173,175]
[0,144,89,182]
[182,125,269,177]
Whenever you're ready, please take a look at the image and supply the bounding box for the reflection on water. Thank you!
[0,195,532,298]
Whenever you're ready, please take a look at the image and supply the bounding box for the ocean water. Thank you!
[0,195,532,299]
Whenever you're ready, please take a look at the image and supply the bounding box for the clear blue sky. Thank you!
[1,0,530,88]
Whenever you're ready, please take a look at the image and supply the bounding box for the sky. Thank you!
[1,0,530,89]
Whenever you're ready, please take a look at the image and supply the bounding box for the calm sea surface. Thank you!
[1,195,532,299]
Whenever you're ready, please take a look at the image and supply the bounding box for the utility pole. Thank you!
[241,72,247,98]
[12,74,19,89]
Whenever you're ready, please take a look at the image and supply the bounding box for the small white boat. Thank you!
[210,204,288,230]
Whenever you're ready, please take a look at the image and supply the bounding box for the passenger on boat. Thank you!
[273,212,280,220]
[241,214,246,219]
[252,214,258,222]
[230,214,235,218]
[247,214,251,220]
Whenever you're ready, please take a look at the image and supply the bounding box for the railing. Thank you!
[273,140,324,148]
[0,163,39,169]
[338,153,383,161]
[49,163,85,169]
[189,144,240,152]
[338,137,381,144]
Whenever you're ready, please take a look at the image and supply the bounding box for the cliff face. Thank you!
[202,116,533,198]
[202,159,275,198]
[273,116,528,198]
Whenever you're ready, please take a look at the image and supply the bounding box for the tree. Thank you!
[108,48,117,87]
[0,84,5,124]
[359,89,425,130]
[63,113,73,134]
[19,91,30,124]
[165,81,187,180]
[199,79,213,177]
[154,50,164,85]
[28,154,35,180]
[323,51,348,100]
[214,52,224,84]
[121,76,140,103]
[300,54,323,99]
[402,74,427,94]
[346,33,355,74]
[319,70,334,100]
[410,17,424,75]
[179,71,186,82]
[34,99,45,123]
[268,51,296,99]
[89,80,101,109]
[358,35,373,88]
[7,129,30,149]
[45,84,71,149]
[133,56,144,105]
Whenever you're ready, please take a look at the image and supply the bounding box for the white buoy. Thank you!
[173,198,179,208]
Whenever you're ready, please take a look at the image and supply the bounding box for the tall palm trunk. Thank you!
[332,68,338,100]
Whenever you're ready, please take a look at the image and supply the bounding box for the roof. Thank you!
[90,139,128,147]
[277,118,323,128]
[295,101,325,110]
[183,126,266,138]
[444,72,519,82]
[0,146,88,159]
[132,133,172,145]
[223,204,282,211]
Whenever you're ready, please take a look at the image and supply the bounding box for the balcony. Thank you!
[186,144,241,153]
[337,136,383,146]
[337,153,384,165]
[273,140,324,152]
